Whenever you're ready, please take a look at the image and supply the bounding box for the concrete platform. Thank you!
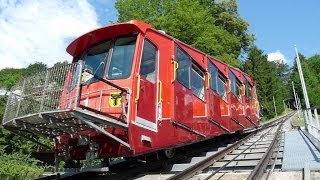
[282,130,320,171]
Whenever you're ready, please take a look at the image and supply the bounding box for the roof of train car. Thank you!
[66,20,151,56]
[66,20,255,85]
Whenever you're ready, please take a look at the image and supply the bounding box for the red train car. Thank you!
[2,20,260,163]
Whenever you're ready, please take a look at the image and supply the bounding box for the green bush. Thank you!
[0,147,44,180]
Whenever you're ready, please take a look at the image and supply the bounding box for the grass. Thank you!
[291,113,305,127]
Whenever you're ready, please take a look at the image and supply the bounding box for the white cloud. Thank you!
[0,0,100,70]
[267,50,287,63]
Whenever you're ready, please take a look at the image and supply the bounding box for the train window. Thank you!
[217,75,227,101]
[236,82,241,99]
[244,80,252,99]
[191,65,205,100]
[229,70,242,99]
[208,62,218,91]
[229,71,236,95]
[83,40,111,83]
[107,36,137,79]
[176,47,191,88]
[140,39,156,83]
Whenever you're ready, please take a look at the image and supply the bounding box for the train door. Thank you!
[136,39,158,131]
[243,78,253,126]
[207,62,227,135]
[173,46,193,125]
[229,70,243,131]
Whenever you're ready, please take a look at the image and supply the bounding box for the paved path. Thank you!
[282,130,320,171]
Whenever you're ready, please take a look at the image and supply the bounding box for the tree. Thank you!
[200,0,254,52]
[291,53,320,108]
[242,46,288,120]
[115,0,253,67]
[0,62,52,155]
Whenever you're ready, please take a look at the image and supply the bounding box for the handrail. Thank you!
[158,80,163,103]
[81,70,128,94]
[171,59,179,83]
[135,74,141,103]
[206,72,211,90]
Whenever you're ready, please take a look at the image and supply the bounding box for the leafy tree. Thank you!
[0,62,53,155]
[115,0,253,67]
[242,46,288,120]
[0,146,44,180]
[291,54,320,108]
[25,62,47,76]
[200,0,254,52]
[0,68,25,92]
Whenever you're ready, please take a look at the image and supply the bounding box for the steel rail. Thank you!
[167,132,256,180]
[247,121,284,180]
[168,113,294,180]
[266,137,282,180]
[202,126,276,180]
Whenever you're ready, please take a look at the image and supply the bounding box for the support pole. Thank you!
[292,81,300,119]
[295,45,312,130]
[273,96,277,117]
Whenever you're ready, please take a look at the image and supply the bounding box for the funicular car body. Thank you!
[2,20,260,161]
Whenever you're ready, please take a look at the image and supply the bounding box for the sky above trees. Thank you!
[1,0,320,69]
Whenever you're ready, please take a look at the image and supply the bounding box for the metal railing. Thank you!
[2,62,82,124]
[302,108,320,139]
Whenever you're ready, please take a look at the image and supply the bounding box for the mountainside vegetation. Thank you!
[116,0,254,67]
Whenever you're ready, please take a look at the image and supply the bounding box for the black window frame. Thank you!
[175,46,191,89]
[208,61,218,91]
[106,35,138,80]
[139,38,157,82]
[217,73,228,102]
[82,40,112,85]
[191,64,205,101]
[244,78,252,99]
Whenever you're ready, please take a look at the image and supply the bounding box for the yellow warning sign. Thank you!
[109,92,122,107]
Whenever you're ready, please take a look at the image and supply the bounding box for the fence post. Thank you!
[314,109,320,139]
[303,110,309,132]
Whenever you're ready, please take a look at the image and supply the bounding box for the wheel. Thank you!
[163,148,175,159]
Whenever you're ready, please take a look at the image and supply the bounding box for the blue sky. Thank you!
[1,0,319,69]
[238,0,320,65]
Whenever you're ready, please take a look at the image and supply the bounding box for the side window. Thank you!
[236,81,241,99]
[140,39,156,83]
[229,70,242,100]
[176,47,191,88]
[208,62,218,91]
[229,71,236,95]
[191,65,205,100]
[244,79,252,99]
[217,75,227,101]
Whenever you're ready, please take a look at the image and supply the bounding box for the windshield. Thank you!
[107,36,137,79]
[83,41,111,83]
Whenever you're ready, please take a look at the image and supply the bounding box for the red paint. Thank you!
[55,20,260,159]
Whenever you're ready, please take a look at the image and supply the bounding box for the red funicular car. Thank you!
[2,20,260,165]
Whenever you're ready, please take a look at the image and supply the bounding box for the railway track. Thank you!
[165,112,295,180]
[39,112,295,180]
